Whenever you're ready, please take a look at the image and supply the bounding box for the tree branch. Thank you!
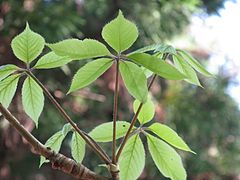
[0,103,108,180]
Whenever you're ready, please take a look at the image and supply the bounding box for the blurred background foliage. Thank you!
[1,0,240,180]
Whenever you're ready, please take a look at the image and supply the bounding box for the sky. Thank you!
[190,0,240,106]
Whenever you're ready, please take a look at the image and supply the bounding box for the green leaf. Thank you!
[173,55,202,87]
[0,65,19,82]
[119,135,145,180]
[128,53,185,80]
[71,131,85,163]
[177,50,212,77]
[0,75,20,108]
[149,123,195,154]
[68,58,113,93]
[147,134,187,180]
[119,61,148,103]
[62,123,73,136]
[102,10,138,53]
[34,52,73,69]
[141,67,153,78]
[129,44,162,55]
[133,98,155,124]
[154,44,177,55]
[39,131,66,167]
[22,76,44,127]
[47,39,110,60]
[11,23,45,64]
[89,121,130,142]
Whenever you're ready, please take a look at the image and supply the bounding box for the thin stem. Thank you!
[116,74,157,162]
[0,103,107,180]
[116,53,169,162]
[25,71,111,164]
[112,59,119,164]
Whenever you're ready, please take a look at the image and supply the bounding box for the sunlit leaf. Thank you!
[149,123,195,153]
[119,61,148,102]
[0,75,20,108]
[89,121,131,142]
[173,55,202,86]
[154,44,177,55]
[119,135,145,180]
[68,58,113,93]
[62,123,73,136]
[11,23,45,64]
[147,134,187,180]
[177,50,212,77]
[133,97,155,124]
[141,67,153,78]
[102,10,138,53]
[47,39,110,60]
[0,64,19,82]
[22,76,44,127]
[128,53,185,80]
[71,131,85,163]
[129,44,162,55]
[34,52,73,69]
[39,131,66,167]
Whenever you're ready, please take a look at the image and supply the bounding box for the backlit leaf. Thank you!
[128,53,185,80]
[0,75,20,108]
[22,76,44,127]
[149,123,195,153]
[71,131,85,163]
[47,39,110,60]
[11,23,45,64]
[177,50,212,77]
[119,135,145,180]
[89,121,130,142]
[147,134,187,180]
[133,98,155,124]
[173,55,202,86]
[34,52,73,69]
[0,64,19,81]
[102,11,138,53]
[119,61,148,103]
[68,58,113,93]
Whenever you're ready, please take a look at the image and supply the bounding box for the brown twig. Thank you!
[0,103,108,180]
[112,58,119,165]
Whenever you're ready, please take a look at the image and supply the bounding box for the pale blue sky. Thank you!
[190,0,240,106]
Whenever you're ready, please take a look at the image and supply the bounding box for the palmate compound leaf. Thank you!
[177,49,213,77]
[0,74,20,108]
[88,121,131,142]
[68,58,113,93]
[11,23,45,64]
[149,123,195,154]
[39,130,67,167]
[22,76,44,128]
[119,61,148,103]
[147,134,187,180]
[128,53,185,80]
[119,134,145,180]
[0,64,19,81]
[173,55,202,87]
[133,97,155,124]
[71,131,85,163]
[102,10,138,53]
[47,39,110,60]
[34,52,73,69]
